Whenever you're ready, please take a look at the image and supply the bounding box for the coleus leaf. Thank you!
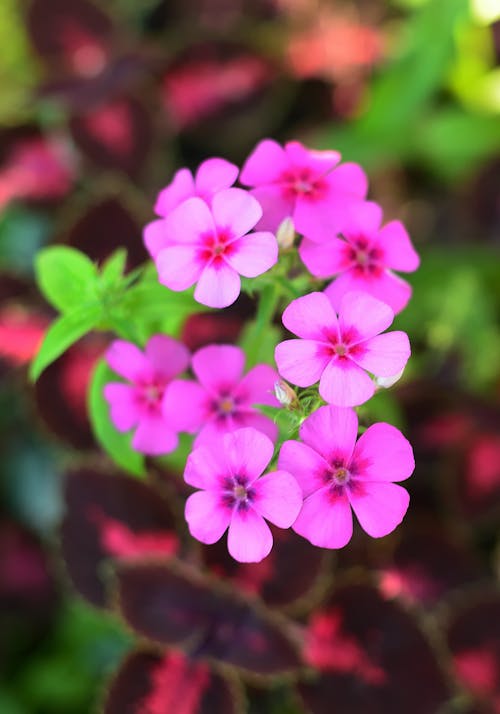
[35,245,98,314]
[102,650,244,714]
[297,583,450,714]
[88,359,145,477]
[61,468,179,607]
[202,526,330,613]
[114,561,302,676]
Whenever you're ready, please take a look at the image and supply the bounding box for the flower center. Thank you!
[218,396,235,415]
[346,236,383,275]
[334,343,348,357]
[221,474,254,510]
[333,467,350,484]
[233,484,247,500]
[281,167,327,201]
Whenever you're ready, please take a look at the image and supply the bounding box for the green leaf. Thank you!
[35,246,98,313]
[88,360,145,477]
[100,249,127,287]
[29,304,102,381]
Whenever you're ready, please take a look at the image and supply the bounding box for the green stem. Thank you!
[245,283,281,369]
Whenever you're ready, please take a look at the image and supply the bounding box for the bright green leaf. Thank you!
[35,246,98,313]
[88,360,145,477]
[100,249,127,287]
[29,304,102,381]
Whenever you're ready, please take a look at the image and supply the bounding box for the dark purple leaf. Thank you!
[61,468,179,607]
[69,96,152,178]
[447,593,500,712]
[115,562,302,676]
[298,584,450,714]
[103,649,243,714]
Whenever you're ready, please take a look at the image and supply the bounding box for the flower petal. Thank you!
[326,162,368,203]
[348,481,410,538]
[154,168,195,217]
[351,331,410,377]
[227,507,273,562]
[223,427,275,481]
[342,200,383,239]
[103,383,140,431]
[184,444,228,489]
[185,490,231,544]
[278,440,330,497]
[338,291,394,342]
[285,141,340,174]
[194,262,241,308]
[299,236,352,278]
[234,364,280,407]
[377,220,420,272]
[195,157,239,196]
[224,231,278,277]
[240,138,289,186]
[293,486,353,549]
[161,196,215,244]
[252,470,303,528]
[282,292,339,340]
[131,415,178,455]
[275,339,329,388]
[319,358,375,407]
[250,185,294,232]
[162,379,208,432]
[192,344,245,394]
[143,219,170,260]
[236,411,279,444]
[352,422,415,482]
[368,270,413,314]
[211,188,262,238]
[145,335,190,380]
[105,340,150,381]
[156,245,202,291]
[299,405,358,464]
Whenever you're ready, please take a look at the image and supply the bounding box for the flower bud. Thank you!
[375,369,404,389]
[274,379,299,409]
[276,217,295,250]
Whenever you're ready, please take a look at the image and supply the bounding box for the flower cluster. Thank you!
[104,137,419,562]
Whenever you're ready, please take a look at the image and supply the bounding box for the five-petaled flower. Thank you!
[240,138,367,241]
[152,188,278,308]
[103,335,189,455]
[299,201,420,313]
[184,427,303,562]
[144,157,238,260]
[275,291,410,406]
[164,344,280,446]
[279,405,414,548]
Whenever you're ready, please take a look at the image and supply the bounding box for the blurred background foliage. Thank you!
[1,0,499,712]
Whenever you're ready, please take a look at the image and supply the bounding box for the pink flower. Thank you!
[144,157,238,260]
[239,138,367,241]
[275,291,410,407]
[184,427,303,562]
[279,405,414,548]
[152,188,278,308]
[299,201,420,313]
[164,344,280,447]
[103,335,190,455]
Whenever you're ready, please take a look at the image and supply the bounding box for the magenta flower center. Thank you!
[136,376,166,413]
[218,396,235,415]
[347,236,383,275]
[280,167,327,201]
[221,474,254,510]
[199,228,235,265]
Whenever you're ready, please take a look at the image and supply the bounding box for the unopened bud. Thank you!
[274,379,299,408]
[375,369,404,390]
[276,217,295,250]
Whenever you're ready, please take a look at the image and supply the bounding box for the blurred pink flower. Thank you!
[184,427,302,562]
[144,157,238,260]
[103,335,190,455]
[275,291,410,406]
[153,188,278,308]
[279,405,414,548]
[240,138,367,240]
[164,343,279,446]
[300,201,420,313]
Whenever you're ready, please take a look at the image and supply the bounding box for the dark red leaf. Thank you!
[70,96,152,178]
[202,525,329,611]
[377,525,485,608]
[61,468,179,607]
[298,584,449,714]
[115,562,302,676]
[104,649,243,714]
[447,593,500,712]
[62,196,148,268]
[34,334,106,449]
